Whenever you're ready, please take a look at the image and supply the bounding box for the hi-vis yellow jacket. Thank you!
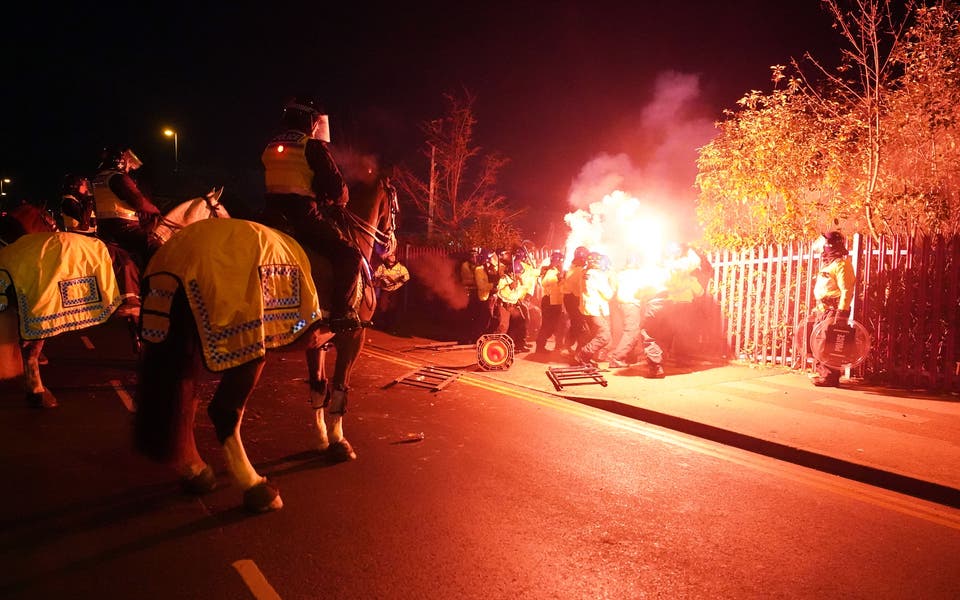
[262,131,315,197]
[92,170,138,220]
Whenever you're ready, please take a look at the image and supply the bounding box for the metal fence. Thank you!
[709,234,960,392]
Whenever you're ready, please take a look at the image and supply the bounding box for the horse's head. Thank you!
[0,203,57,246]
[343,177,398,261]
[151,187,230,246]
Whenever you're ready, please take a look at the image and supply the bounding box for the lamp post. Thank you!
[163,128,179,171]
[0,178,10,196]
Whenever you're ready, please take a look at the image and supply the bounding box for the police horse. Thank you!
[133,178,398,513]
[0,190,228,408]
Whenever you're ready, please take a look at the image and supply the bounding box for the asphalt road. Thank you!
[1,320,959,599]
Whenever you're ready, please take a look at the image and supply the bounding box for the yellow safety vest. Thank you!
[262,131,315,197]
[92,170,138,220]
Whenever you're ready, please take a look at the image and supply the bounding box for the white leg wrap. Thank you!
[314,408,330,450]
[329,416,344,444]
[223,426,264,490]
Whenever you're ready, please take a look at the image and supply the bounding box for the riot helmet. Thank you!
[572,245,589,266]
[62,174,91,197]
[99,147,143,172]
[282,98,330,142]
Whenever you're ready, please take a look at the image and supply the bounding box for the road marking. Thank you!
[814,398,929,423]
[232,559,282,600]
[109,379,136,413]
[362,347,960,531]
[80,335,95,350]
[715,381,779,394]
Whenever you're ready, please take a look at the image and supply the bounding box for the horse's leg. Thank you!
[323,329,366,462]
[208,359,282,513]
[134,296,215,494]
[307,342,331,451]
[22,340,57,408]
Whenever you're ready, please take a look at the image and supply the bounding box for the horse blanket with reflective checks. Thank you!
[141,219,321,372]
[0,232,120,340]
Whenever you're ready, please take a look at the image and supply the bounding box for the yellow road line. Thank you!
[232,559,282,600]
[109,379,136,413]
[363,347,960,531]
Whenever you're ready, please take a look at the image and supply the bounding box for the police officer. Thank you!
[63,174,142,318]
[560,246,589,355]
[93,147,163,268]
[60,174,97,236]
[575,252,615,366]
[812,231,855,387]
[535,250,565,354]
[260,98,360,333]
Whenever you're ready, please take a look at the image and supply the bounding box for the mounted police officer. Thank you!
[62,174,141,317]
[93,147,163,268]
[260,98,361,333]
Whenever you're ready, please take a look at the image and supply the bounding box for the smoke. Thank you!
[407,253,468,310]
[565,71,717,263]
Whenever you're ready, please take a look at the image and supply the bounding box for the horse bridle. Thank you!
[341,179,398,256]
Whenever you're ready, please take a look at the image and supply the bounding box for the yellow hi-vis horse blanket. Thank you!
[141,219,321,372]
[0,233,120,340]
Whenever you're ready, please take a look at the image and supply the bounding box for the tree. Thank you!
[696,70,854,247]
[696,0,960,247]
[392,90,523,248]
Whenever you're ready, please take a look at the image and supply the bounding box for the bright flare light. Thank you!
[563,190,671,270]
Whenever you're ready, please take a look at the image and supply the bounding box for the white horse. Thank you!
[0,192,229,408]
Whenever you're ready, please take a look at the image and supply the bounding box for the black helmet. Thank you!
[550,250,564,263]
[824,230,846,250]
[62,174,91,196]
[282,98,329,141]
[99,147,142,171]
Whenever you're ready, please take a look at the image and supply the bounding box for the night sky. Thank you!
[2,1,840,233]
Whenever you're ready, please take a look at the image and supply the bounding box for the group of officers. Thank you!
[457,243,710,379]
[21,98,375,333]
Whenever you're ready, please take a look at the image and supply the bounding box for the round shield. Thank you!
[525,304,542,342]
[810,318,871,369]
[476,333,514,371]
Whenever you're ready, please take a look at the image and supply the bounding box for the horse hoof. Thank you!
[27,391,57,409]
[328,439,358,462]
[180,465,217,495]
[244,481,283,513]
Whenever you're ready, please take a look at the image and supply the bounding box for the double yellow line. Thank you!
[362,345,960,532]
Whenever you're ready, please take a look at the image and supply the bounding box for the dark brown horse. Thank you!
[133,178,398,512]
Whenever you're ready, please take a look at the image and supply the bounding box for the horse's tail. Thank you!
[133,289,201,462]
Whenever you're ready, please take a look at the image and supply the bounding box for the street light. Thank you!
[0,178,10,196]
[163,128,178,171]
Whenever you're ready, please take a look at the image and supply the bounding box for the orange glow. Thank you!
[277,145,285,153]
[563,190,673,271]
